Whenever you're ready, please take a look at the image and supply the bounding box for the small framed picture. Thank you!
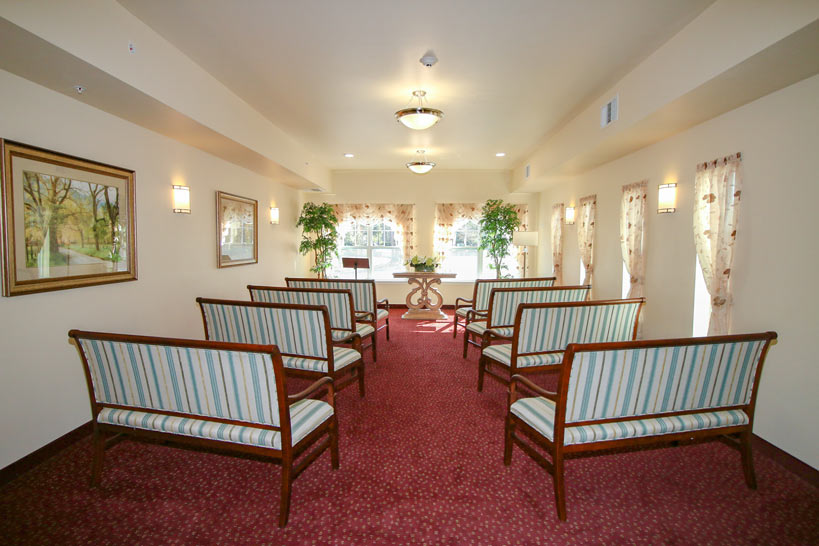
[0,140,137,296]
[216,191,257,268]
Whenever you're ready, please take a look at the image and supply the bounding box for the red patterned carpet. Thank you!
[1,310,817,545]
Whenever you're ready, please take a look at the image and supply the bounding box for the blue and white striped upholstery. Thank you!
[331,322,375,342]
[511,396,748,445]
[250,287,354,332]
[78,338,283,425]
[283,347,360,373]
[455,307,473,318]
[97,398,332,450]
[200,302,328,359]
[487,287,591,328]
[356,309,389,321]
[466,322,514,338]
[474,278,556,311]
[565,340,768,422]
[483,344,564,368]
[288,279,376,317]
[515,300,642,355]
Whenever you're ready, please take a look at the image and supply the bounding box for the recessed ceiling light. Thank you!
[74,85,86,94]
[344,153,354,158]
[495,152,506,157]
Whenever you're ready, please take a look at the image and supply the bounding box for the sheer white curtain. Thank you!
[551,203,564,285]
[620,181,647,298]
[693,153,742,335]
[577,195,597,290]
[332,203,416,261]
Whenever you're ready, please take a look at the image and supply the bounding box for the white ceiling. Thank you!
[118,0,714,171]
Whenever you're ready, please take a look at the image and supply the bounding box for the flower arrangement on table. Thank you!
[406,255,440,273]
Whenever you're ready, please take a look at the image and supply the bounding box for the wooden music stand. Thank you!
[342,257,370,279]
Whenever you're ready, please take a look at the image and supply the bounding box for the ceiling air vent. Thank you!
[601,95,619,128]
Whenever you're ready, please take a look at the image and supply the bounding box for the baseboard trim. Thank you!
[0,421,92,487]
[752,434,817,488]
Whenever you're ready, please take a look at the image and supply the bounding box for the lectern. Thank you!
[342,257,370,279]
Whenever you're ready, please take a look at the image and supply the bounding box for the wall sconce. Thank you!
[565,206,576,224]
[658,183,677,213]
[269,207,280,225]
[172,185,190,214]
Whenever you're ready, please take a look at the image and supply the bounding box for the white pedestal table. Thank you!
[392,271,457,320]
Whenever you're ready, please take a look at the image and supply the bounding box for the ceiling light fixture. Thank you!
[406,149,435,174]
[395,90,443,130]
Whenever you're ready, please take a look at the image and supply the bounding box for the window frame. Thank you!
[334,218,402,280]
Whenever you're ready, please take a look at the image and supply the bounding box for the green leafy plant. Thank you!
[297,202,339,278]
[406,255,440,272]
[479,199,521,279]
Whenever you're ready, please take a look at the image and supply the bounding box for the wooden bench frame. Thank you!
[453,277,556,339]
[248,285,377,361]
[504,331,778,521]
[479,298,644,390]
[197,297,365,397]
[68,330,339,528]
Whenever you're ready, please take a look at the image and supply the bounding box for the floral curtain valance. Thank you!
[332,203,416,260]
[551,203,564,285]
[693,153,742,335]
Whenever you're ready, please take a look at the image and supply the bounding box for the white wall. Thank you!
[306,169,539,304]
[537,75,819,468]
[0,70,303,468]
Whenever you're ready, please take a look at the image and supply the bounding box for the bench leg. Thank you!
[553,451,567,521]
[463,330,470,359]
[329,415,340,470]
[371,334,377,362]
[385,317,390,341]
[478,356,486,392]
[279,457,293,528]
[452,314,459,338]
[503,415,514,465]
[357,362,365,398]
[90,426,105,487]
[740,430,757,489]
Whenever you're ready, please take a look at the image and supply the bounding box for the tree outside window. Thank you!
[332,219,403,279]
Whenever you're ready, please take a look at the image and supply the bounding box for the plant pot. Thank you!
[413,265,435,273]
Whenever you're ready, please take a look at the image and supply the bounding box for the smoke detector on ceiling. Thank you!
[419,50,438,67]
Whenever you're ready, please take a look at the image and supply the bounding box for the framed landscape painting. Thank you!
[216,191,257,268]
[0,140,137,296]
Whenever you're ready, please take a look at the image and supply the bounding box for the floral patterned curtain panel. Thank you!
[693,153,742,335]
[577,195,597,291]
[332,203,416,261]
[551,203,564,285]
[433,203,482,258]
[620,181,647,298]
[512,204,529,275]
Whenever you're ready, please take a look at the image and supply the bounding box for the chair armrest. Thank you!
[377,298,389,309]
[484,329,513,342]
[511,374,557,401]
[288,376,334,405]
[357,311,375,321]
[333,331,358,344]
[455,297,473,308]
[465,309,487,322]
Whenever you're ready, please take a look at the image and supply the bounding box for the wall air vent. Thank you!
[601,95,619,128]
[525,164,530,178]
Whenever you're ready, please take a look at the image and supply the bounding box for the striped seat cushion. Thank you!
[466,321,514,338]
[97,398,333,450]
[511,396,749,446]
[283,346,360,373]
[331,323,375,342]
[455,307,473,318]
[482,344,564,368]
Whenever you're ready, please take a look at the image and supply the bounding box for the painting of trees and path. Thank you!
[1,140,137,296]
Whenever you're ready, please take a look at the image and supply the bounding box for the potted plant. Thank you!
[478,199,521,279]
[297,202,339,278]
[406,255,439,272]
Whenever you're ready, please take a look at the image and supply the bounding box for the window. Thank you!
[692,255,711,336]
[331,219,403,280]
[443,218,519,280]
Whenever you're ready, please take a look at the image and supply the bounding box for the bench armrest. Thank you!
[455,297,473,308]
[484,329,513,342]
[357,311,375,321]
[465,309,487,322]
[377,298,389,309]
[510,374,557,401]
[288,376,335,405]
[333,331,358,344]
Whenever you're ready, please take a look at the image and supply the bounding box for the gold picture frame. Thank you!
[0,140,137,296]
[216,191,257,268]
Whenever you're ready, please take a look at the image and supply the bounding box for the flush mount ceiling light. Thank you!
[395,90,443,130]
[406,149,435,174]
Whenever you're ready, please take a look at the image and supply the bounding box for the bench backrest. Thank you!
[486,285,591,328]
[514,299,644,355]
[197,298,331,360]
[559,332,777,425]
[286,277,377,315]
[248,285,355,334]
[473,277,556,312]
[69,330,286,428]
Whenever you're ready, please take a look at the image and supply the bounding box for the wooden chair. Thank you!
[69,330,338,527]
[479,298,644,390]
[463,285,591,358]
[505,332,777,520]
[453,277,556,339]
[248,285,377,361]
[197,298,365,397]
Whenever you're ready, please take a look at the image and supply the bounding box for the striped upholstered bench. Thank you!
[68,330,338,527]
[248,285,377,361]
[504,331,778,521]
[478,298,644,390]
[463,285,591,358]
[453,277,556,339]
[197,298,365,397]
